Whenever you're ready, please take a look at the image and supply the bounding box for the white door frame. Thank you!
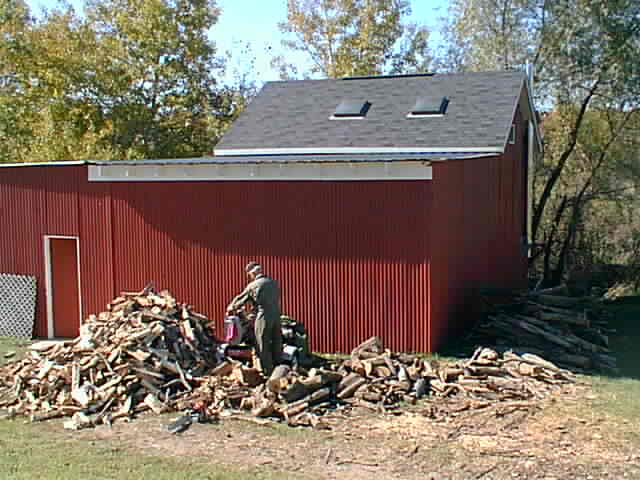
[43,235,82,339]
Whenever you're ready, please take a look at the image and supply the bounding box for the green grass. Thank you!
[586,296,640,426]
[0,337,298,480]
[3,296,640,478]
[0,418,291,480]
[590,376,640,422]
[0,337,32,366]
[602,296,640,379]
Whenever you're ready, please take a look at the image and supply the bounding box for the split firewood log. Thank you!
[336,374,366,399]
[281,380,309,403]
[350,337,384,359]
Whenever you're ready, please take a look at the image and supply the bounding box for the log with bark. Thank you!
[472,288,618,374]
[0,286,220,425]
[0,290,583,432]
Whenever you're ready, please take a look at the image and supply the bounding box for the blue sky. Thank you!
[25,0,449,84]
[215,0,448,83]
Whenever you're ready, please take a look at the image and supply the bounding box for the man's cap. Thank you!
[245,261,262,274]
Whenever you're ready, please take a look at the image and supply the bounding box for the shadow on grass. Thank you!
[436,296,640,380]
[437,334,479,361]
[604,295,640,380]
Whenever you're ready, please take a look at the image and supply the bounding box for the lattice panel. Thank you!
[0,273,37,338]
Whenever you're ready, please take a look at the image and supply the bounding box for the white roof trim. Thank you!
[504,77,543,156]
[406,113,445,119]
[505,77,525,149]
[518,75,543,154]
[525,76,543,154]
[88,161,433,182]
[0,160,86,168]
[214,146,503,156]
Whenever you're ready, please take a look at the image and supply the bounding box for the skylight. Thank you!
[332,100,371,119]
[408,96,449,117]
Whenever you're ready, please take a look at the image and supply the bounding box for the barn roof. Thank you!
[215,71,538,158]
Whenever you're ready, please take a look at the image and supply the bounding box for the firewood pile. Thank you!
[175,337,576,429]
[471,287,617,374]
[0,287,580,430]
[0,286,220,429]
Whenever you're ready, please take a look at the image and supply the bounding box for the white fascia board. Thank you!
[504,77,543,157]
[213,146,503,156]
[505,79,523,150]
[522,77,543,155]
[406,113,444,119]
[88,162,433,182]
[0,161,86,168]
[43,237,54,339]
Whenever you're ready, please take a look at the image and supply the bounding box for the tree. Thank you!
[83,0,227,158]
[0,0,36,162]
[438,0,542,72]
[0,0,244,163]
[537,106,640,286]
[274,0,431,78]
[440,0,640,285]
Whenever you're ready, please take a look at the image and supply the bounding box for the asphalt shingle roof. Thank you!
[215,71,526,154]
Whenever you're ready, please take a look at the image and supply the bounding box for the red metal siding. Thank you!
[103,180,431,352]
[4,174,435,348]
[429,106,528,351]
[0,124,525,352]
[0,166,85,336]
[429,159,465,351]
[78,180,114,319]
[0,169,43,334]
[44,166,81,235]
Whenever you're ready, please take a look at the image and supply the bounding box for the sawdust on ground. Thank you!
[52,382,640,480]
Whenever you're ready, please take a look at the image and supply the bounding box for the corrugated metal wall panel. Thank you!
[78,177,114,320]
[101,180,430,353]
[270,182,339,353]
[44,166,81,235]
[3,169,45,335]
[0,165,89,336]
[509,105,527,285]
[1,145,527,351]
[3,169,46,278]
[429,160,466,351]
[429,106,528,351]
[332,182,430,352]
[1,109,529,352]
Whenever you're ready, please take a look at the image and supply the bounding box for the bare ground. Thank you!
[6,297,640,479]
[50,380,640,480]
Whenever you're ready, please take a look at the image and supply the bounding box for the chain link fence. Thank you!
[0,273,37,338]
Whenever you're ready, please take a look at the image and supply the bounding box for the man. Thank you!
[226,262,283,376]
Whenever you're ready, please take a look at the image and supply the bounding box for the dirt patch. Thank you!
[52,381,640,480]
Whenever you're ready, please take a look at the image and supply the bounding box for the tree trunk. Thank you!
[531,80,600,244]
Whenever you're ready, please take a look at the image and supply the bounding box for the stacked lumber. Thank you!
[472,288,617,374]
[0,287,220,429]
[176,337,576,428]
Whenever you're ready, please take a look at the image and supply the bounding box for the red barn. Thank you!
[0,71,540,352]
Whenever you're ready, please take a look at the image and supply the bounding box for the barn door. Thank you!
[45,237,81,338]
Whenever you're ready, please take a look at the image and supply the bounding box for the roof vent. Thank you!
[331,100,371,119]
[408,96,448,117]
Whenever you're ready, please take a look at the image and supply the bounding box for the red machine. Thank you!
[223,315,251,345]
[216,313,256,362]
[216,310,307,367]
